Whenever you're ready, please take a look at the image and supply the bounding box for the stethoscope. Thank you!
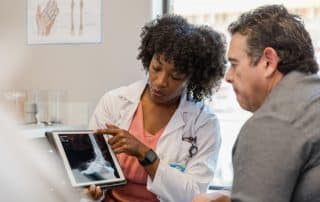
[182,136,198,158]
[181,102,205,158]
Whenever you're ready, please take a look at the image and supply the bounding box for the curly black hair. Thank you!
[228,4,319,75]
[137,14,227,102]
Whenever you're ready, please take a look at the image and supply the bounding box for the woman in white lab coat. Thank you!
[89,14,227,202]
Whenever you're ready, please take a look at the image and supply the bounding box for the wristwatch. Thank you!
[139,149,157,166]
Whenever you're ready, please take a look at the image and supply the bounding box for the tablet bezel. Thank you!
[51,130,126,188]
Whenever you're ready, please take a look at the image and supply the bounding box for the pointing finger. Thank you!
[94,128,119,135]
[105,123,119,129]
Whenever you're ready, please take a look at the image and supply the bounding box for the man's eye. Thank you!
[230,63,237,68]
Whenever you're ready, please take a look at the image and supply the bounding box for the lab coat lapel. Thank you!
[118,104,138,130]
[161,94,197,138]
[162,109,185,136]
[117,80,146,130]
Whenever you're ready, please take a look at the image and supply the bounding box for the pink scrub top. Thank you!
[105,103,164,202]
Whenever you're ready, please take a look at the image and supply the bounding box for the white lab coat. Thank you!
[89,80,221,202]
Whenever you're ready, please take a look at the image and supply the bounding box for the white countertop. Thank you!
[19,124,88,139]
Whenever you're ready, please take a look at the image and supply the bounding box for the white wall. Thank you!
[0,0,156,125]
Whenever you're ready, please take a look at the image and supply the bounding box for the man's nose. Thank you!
[225,68,233,83]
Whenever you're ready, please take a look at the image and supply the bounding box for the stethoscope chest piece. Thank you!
[189,144,198,158]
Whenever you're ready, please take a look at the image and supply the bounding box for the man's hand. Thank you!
[192,191,231,202]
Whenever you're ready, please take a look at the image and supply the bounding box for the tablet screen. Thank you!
[50,131,126,188]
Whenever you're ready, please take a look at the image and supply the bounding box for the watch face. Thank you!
[140,149,157,166]
[146,150,157,162]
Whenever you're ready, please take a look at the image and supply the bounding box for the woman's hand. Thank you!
[95,124,149,160]
[84,184,103,200]
[96,123,160,179]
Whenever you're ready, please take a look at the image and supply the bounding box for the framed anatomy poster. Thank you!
[27,0,102,44]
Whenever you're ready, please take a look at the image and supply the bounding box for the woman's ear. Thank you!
[262,47,280,78]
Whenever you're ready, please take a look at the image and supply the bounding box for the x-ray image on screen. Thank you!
[59,133,119,183]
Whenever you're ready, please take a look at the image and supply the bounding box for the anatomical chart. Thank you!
[28,0,102,44]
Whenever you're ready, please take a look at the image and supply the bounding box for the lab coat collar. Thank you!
[167,91,204,134]
[118,79,203,135]
[116,80,146,129]
[118,79,148,104]
[119,79,199,112]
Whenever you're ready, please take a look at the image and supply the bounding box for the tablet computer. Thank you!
[46,130,126,188]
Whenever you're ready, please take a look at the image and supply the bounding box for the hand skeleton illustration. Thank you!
[36,0,59,36]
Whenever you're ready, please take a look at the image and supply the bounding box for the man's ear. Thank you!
[262,47,280,78]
